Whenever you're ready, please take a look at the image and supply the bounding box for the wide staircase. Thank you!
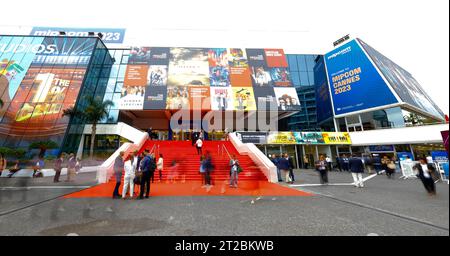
[138,140,267,182]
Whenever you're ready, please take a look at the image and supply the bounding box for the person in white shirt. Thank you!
[413,158,437,196]
[122,152,137,199]
[157,154,164,182]
[196,138,203,155]
[426,155,433,164]
[325,156,332,172]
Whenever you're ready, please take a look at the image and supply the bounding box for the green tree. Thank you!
[0,98,3,108]
[63,96,114,159]
[29,140,59,157]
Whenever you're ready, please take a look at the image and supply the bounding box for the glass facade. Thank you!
[100,48,130,124]
[336,107,406,132]
[286,54,321,131]
[0,35,112,155]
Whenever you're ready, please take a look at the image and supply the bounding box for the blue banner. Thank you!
[324,39,398,116]
[30,27,126,44]
[431,151,448,162]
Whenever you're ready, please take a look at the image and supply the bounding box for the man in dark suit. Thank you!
[413,158,437,196]
[349,155,365,188]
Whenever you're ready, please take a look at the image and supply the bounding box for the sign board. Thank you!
[30,27,126,44]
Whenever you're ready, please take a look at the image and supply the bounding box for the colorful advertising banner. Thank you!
[228,48,252,87]
[119,46,293,112]
[143,86,167,110]
[274,87,301,111]
[267,132,297,144]
[322,132,352,145]
[168,48,210,87]
[210,87,233,111]
[294,132,325,144]
[232,87,257,111]
[431,151,448,162]
[30,27,126,44]
[324,39,398,116]
[0,36,95,147]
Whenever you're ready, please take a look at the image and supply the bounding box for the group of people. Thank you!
[113,150,164,200]
[314,154,366,187]
[0,152,80,181]
[270,154,295,184]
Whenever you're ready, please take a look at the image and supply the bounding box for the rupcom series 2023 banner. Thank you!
[120,47,301,112]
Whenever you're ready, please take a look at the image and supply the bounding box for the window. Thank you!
[297,55,308,72]
[288,55,298,71]
[299,72,309,86]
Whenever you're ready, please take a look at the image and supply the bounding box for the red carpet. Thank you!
[64,180,312,198]
[65,140,312,198]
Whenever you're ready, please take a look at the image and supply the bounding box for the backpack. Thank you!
[148,157,156,172]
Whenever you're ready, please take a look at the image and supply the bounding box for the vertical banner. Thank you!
[228,48,252,87]
[208,48,230,87]
[210,87,233,111]
[442,130,449,153]
[144,47,170,110]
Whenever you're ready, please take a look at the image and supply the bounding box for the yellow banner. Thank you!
[322,132,351,144]
[267,132,297,144]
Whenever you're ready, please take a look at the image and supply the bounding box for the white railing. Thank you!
[228,132,278,183]
[95,123,148,183]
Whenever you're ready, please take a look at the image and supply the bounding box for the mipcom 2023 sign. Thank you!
[30,27,126,44]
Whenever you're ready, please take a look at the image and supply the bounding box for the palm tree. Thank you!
[29,140,59,157]
[0,98,3,108]
[63,96,114,159]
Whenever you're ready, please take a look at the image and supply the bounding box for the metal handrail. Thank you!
[221,144,232,160]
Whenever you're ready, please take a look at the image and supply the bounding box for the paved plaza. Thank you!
[0,170,448,236]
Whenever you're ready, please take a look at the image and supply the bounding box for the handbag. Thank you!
[387,163,396,170]
[133,172,142,185]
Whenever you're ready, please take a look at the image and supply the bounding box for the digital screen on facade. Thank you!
[120,47,299,111]
[358,39,444,119]
[30,27,126,44]
[324,39,398,116]
[0,36,97,147]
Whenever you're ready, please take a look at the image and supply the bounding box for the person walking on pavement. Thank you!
[122,152,137,199]
[278,154,292,184]
[196,137,203,155]
[326,155,332,172]
[413,158,437,197]
[53,153,64,183]
[272,154,282,182]
[66,153,77,182]
[113,151,125,199]
[139,150,155,199]
[315,155,329,185]
[342,154,350,172]
[286,153,295,183]
[303,155,309,169]
[349,155,365,188]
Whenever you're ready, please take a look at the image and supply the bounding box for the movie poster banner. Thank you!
[166,86,189,110]
[147,65,168,86]
[294,132,325,144]
[232,87,257,111]
[253,87,277,111]
[274,87,301,111]
[322,132,351,145]
[228,48,252,87]
[168,48,210,87]
[210,87,233,111]
[270,68,291,87]
[267,131,297,144]
[144,86,167,110]
[121,64,147,109]
[250,66,273,87]
[264,49,288,68]
[189,86,210,110]
[149,47,170,65]
[129,47,152,64]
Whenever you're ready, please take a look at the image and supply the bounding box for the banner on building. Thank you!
[267,132,297,144]
[322,132,352,144]
[30,27,126,44]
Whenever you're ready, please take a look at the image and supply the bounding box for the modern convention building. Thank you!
[0,32,448,181]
